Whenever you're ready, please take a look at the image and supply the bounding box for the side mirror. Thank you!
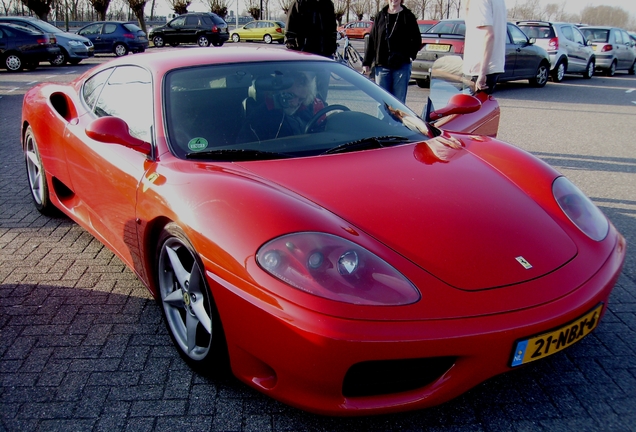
[586,40,592,46]
[528,37,536,44]
[428,93,482,121]
[86,116,152,156]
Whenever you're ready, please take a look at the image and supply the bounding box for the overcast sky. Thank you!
[504,0,636,17]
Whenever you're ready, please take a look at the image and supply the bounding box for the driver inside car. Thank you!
[236,71,326,143]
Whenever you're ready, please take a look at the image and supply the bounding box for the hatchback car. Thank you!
[0,16,93,65]
[149,12,229,47]
[337,20,373,40]
[0,23,60,71]
[413,21,551,89]
[77,21,148,56]
[580,26,636,75]
[517,21,595,82]
[230,20,285,44]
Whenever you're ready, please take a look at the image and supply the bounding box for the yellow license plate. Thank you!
[592,46,597,51]
[510,304,603,367]
[426,44,451,52]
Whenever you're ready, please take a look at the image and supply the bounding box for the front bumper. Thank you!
[207,231,626,416]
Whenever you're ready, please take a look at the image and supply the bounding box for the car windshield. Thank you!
[517,24,554,39]
[30,19,63,34]
[582,28,609,43]
[164,60,431,161]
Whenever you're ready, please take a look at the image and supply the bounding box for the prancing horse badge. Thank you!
[515,256,533,269]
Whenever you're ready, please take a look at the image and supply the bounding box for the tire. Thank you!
[606,61,616,76]
[50,49,68,66]
[583,60,594,79]
[197,35,210,47]
[156,223,229,372]
[113,43,128,57]
[415,78,430,88]
[629,60,635,75]
[551,59,566,82]
[153,35,165,47]
[264,34,272,44]
[4,52,23,71]
[231,33,240,43]
[530,63,549,87]
[24,126,57,215]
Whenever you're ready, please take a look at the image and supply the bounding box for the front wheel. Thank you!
[24,126,56,215]
[152,35,165,47]
[583,60,594,79]
[197,35,210,47]
[50,49,68,66]
[530,63,549,87]
[113,43,128,57]
[231,33,240,43]
[263,34,273,44]
[156,223,229,372]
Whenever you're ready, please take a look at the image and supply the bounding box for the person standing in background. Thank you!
[285,0,337,58]
[362,0,421,104]
[462,0,507,94]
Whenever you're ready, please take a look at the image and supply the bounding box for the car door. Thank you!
[569,26,591,72]
[181,15,200,43]
[559,25,581,71]
[164,16,186,43]
[242,21,258,40]
[63,65,153,269]
[100,23,119,52]
[503,24,535,79]
[78,23,105,52]
[619,30,636,68]
[0,27,7,55]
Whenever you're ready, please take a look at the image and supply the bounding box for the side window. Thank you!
[82,68,114,111]
[508,24,528,45]
[185,16,199,26]
[246,22,256,29]
[613,31,622,44]
[103,24,117,34]
[79,23,102,35]
[572,27,585,45]
[0,28,4,39]
[621,31,630,45]
[561,25,574,42]
[93,66,153,141]
[171,17,186,27]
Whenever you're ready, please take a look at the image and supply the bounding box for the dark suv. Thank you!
[149,13,229,48]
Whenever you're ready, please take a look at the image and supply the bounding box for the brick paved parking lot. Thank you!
[1,59,635,431]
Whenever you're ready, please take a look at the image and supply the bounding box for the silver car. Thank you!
[517,21,595,82]
[0,16,94,65]
[580,26,636,76]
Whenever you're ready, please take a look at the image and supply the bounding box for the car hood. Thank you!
[239,143,577,291]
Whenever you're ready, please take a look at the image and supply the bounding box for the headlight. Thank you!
[257,232,420,306]
[553,176,608,241]
[68,40,82,46]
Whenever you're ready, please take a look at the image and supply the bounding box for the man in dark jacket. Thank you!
[362,0,421,103]
[285,0,337,58]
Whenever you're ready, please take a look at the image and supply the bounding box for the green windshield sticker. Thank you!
[188,138,208,151]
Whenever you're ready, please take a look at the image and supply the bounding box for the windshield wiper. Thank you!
[322,136,414,155]
[186,149,291,161]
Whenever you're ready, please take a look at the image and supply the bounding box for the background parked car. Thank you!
[0,23,61,71]
[0,16,93,65]
[149,12,229,47]
[417,19,438,38]
[230,20,285,44]
[516,21,595,82]
[412,21,550,89]
[77,21,148,56]
[580,26,636,75]
[337,20,373,40]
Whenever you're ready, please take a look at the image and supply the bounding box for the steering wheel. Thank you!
[304,104,351,134]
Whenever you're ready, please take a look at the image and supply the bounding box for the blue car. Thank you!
[77,21,149,56]
[0,23,61,71]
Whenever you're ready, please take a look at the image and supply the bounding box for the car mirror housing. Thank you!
[85,116,152,156]
[428,93,482,121]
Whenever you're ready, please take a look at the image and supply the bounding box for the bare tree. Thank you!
[168,0,191,14]
[206,0,229,18]
[19,0,55,20]
[278,0,293,15]
[246,0,259,19]
[127,0,147,32]
[1,0,16,15]
[333,0,346,24]
[507,0,542,20]
[351,0,364,20]
[89,0,111,20]
[580,6,630,28]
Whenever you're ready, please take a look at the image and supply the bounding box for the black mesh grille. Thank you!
[342,356,456,398]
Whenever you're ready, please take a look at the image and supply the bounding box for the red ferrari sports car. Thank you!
[21,47,625,416]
